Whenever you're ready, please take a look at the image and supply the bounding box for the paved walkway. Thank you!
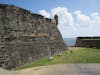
[0,68,17,75]
[18,64,100,75]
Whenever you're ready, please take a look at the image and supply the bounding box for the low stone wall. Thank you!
[75,37,100,48]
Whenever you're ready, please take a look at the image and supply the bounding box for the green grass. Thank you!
[15,47,100,70]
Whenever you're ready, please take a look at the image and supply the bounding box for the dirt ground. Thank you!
[17,64,100,75]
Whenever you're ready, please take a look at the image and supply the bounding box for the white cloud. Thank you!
[39,7,74,38]
[74,11,100,37]
[74,10,90,27]
[39,10,50,18]
[39,7,100,38]
[51,7,74,26]
[91,12,99,17]
[90,12,100,25]
[39,7,74,26]
[74,11,100,27]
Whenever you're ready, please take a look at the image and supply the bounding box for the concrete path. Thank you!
[18,64,100,75]
[0,68,18,75]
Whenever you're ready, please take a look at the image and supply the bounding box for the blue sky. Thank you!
[0,0,99,13]
[0,0,100,38]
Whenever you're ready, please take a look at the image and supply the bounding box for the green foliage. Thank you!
[15,47,100,70]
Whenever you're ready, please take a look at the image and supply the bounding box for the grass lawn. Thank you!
[16,47,100,70]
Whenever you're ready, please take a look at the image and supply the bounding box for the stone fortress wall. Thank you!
[0,4,67,69]
[75,37,100,48]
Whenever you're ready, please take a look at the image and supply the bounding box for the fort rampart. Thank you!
[0,4,67,69]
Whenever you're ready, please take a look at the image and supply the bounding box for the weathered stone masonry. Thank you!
[0,4,67,69]
[75,37,100,48]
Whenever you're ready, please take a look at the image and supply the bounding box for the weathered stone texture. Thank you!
[75,37,100,48]
[0,4,67,69]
